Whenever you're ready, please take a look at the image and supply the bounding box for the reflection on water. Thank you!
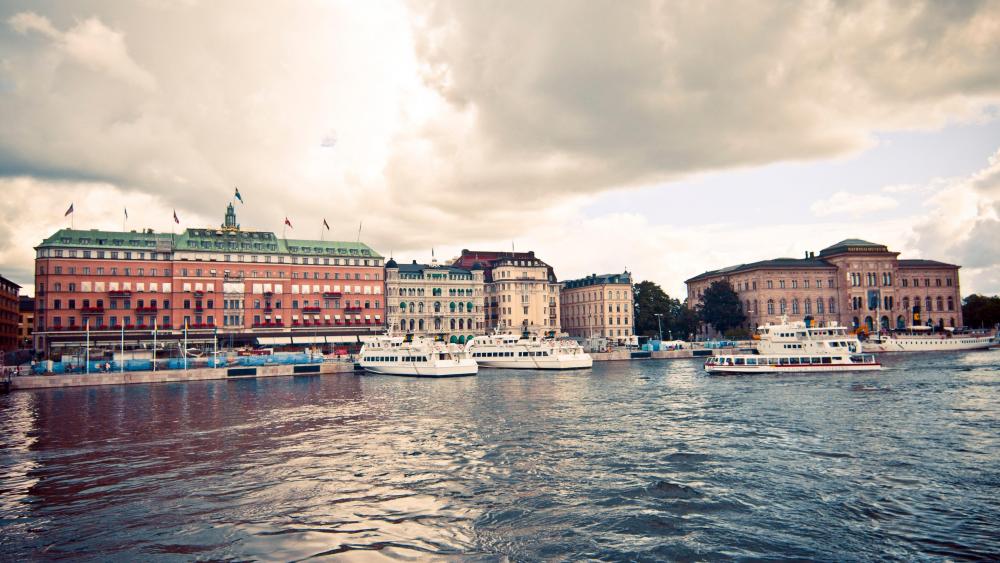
[2,350,999,560]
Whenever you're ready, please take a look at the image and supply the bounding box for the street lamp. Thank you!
[654,313,663,342]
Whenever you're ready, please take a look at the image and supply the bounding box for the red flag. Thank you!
[323,218,330,230]
[173,209,180,224]
[64,203,74,216]
[284,217,293,228]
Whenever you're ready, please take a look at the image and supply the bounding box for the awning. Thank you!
[292,335,326,345]
[257,336,293,345]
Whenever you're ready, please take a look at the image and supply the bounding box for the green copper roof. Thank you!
[36,227,382,258]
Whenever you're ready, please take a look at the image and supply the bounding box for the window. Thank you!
[779,299,787,314]
[779,280,785,289]
[766,280,773,289]
[816,298,824,314]
[829,298,836,314]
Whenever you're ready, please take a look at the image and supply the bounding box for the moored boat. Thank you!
[467,328,593,370]
[358,332,478,377]
[862,326,995,353]
[705,317,880,375]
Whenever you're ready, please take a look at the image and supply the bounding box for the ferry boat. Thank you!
[466,328,593,370]
[862,326,995,353]
[705,318,880,375]
[358,332,478,377]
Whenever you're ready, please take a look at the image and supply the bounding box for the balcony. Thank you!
[252,321,285,328]
[302,306,321,314]
[193,290,205,297]
[263,291,274,298]
[135,306,158,313]
[344,306,363,314]
[263,308,273,314]
[80,306,105,315]
[322,292,342,299]
[109,290,131,298]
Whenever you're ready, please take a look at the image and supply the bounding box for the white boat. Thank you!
[862,326,996,353]
[358,332,478,377]
[705,317,880,375]
[467,328,593,370]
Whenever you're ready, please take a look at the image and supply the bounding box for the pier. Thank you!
[8,361,354,391]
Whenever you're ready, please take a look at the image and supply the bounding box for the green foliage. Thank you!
[632,281,699,341]
[697,280,746,334]
[723,327,752,340]
[962,294,1000,328]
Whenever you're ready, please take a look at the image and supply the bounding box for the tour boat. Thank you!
[466,328,593,370]
[862,326,996,353]
[705,317,880,375]
[358,332,478,377]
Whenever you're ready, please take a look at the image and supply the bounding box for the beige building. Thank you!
[685,239,963,336]
[384,258,485,342]
[560,272,633,342]
[18,296,34,349]
[452,250,560,334]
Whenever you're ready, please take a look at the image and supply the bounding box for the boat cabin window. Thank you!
[822,357,831,364]
[735,358,745,365]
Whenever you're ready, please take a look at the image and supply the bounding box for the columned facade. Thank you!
[686,239,963,336]
[384,259,485,342]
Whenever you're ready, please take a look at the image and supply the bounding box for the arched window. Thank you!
[791,299,800,315]
[902,296,910,311]
[947,297,954,311]
[400,319,406,331]
[745,299,750,313]
[949,317,955,327]
[450,318,456,329]
[880,316,889,330]
[399,288,404,296]
[418,319,424,330]
[936,296,943,311]
[852,316,859,328]
[816,298,824,314]
[925,296,932,312]
[458,319,464,330]
[434,318,442,330]
[450,302,456,312]
[399,302,406,311]
[418,302,424,313]
[896,315,905,329]
[829,298,836,314]
[767,299,775,315]
[434,302,441,313]
[779,299,787,314]
[409,319,415,331]
[804,299,812,315]
[865,316,874,331]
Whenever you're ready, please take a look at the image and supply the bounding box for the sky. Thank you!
[1,0,999,298]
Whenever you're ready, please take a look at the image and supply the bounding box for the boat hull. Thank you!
[362,361,478,377]
[862,336,994,353]
[705,363,881,375]
[476,356,593,370]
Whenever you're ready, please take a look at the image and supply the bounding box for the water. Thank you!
[2,351,998,561]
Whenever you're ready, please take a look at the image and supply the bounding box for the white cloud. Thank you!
[0,1,999,298]
[810,191,899,218]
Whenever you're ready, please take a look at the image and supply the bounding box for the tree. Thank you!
[697,280,746,334]
[632,281,701,341]
[962,294,1000,328]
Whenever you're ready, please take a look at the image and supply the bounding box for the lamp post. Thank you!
[654,313,663,342]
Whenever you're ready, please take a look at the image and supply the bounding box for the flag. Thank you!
[64,203,74,216]
[173,209,180,224]
[124,207,128,219]
[284,217,293,228]
[323,218,330,230]
[235,187,243,204]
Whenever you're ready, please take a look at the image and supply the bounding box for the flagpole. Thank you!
[153,318,157,372]
[120,323,125,373]
[183,320,188,370]
[85,319,90,374]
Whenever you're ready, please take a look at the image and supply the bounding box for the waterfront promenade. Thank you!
[8,360,354,390]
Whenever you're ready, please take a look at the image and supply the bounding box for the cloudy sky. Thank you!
[1,0,999,298]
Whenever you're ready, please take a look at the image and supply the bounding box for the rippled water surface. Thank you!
[2,351,999,561]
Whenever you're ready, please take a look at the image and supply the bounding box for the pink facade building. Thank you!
[33,204,385,355]
[686,239,963,336]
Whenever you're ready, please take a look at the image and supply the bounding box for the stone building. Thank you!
[0,275,20,353]
[685,239,963,335]
[452,250,561,334]
[32,204,385,355]
[384,258,485,342]
[560,272,634,343]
